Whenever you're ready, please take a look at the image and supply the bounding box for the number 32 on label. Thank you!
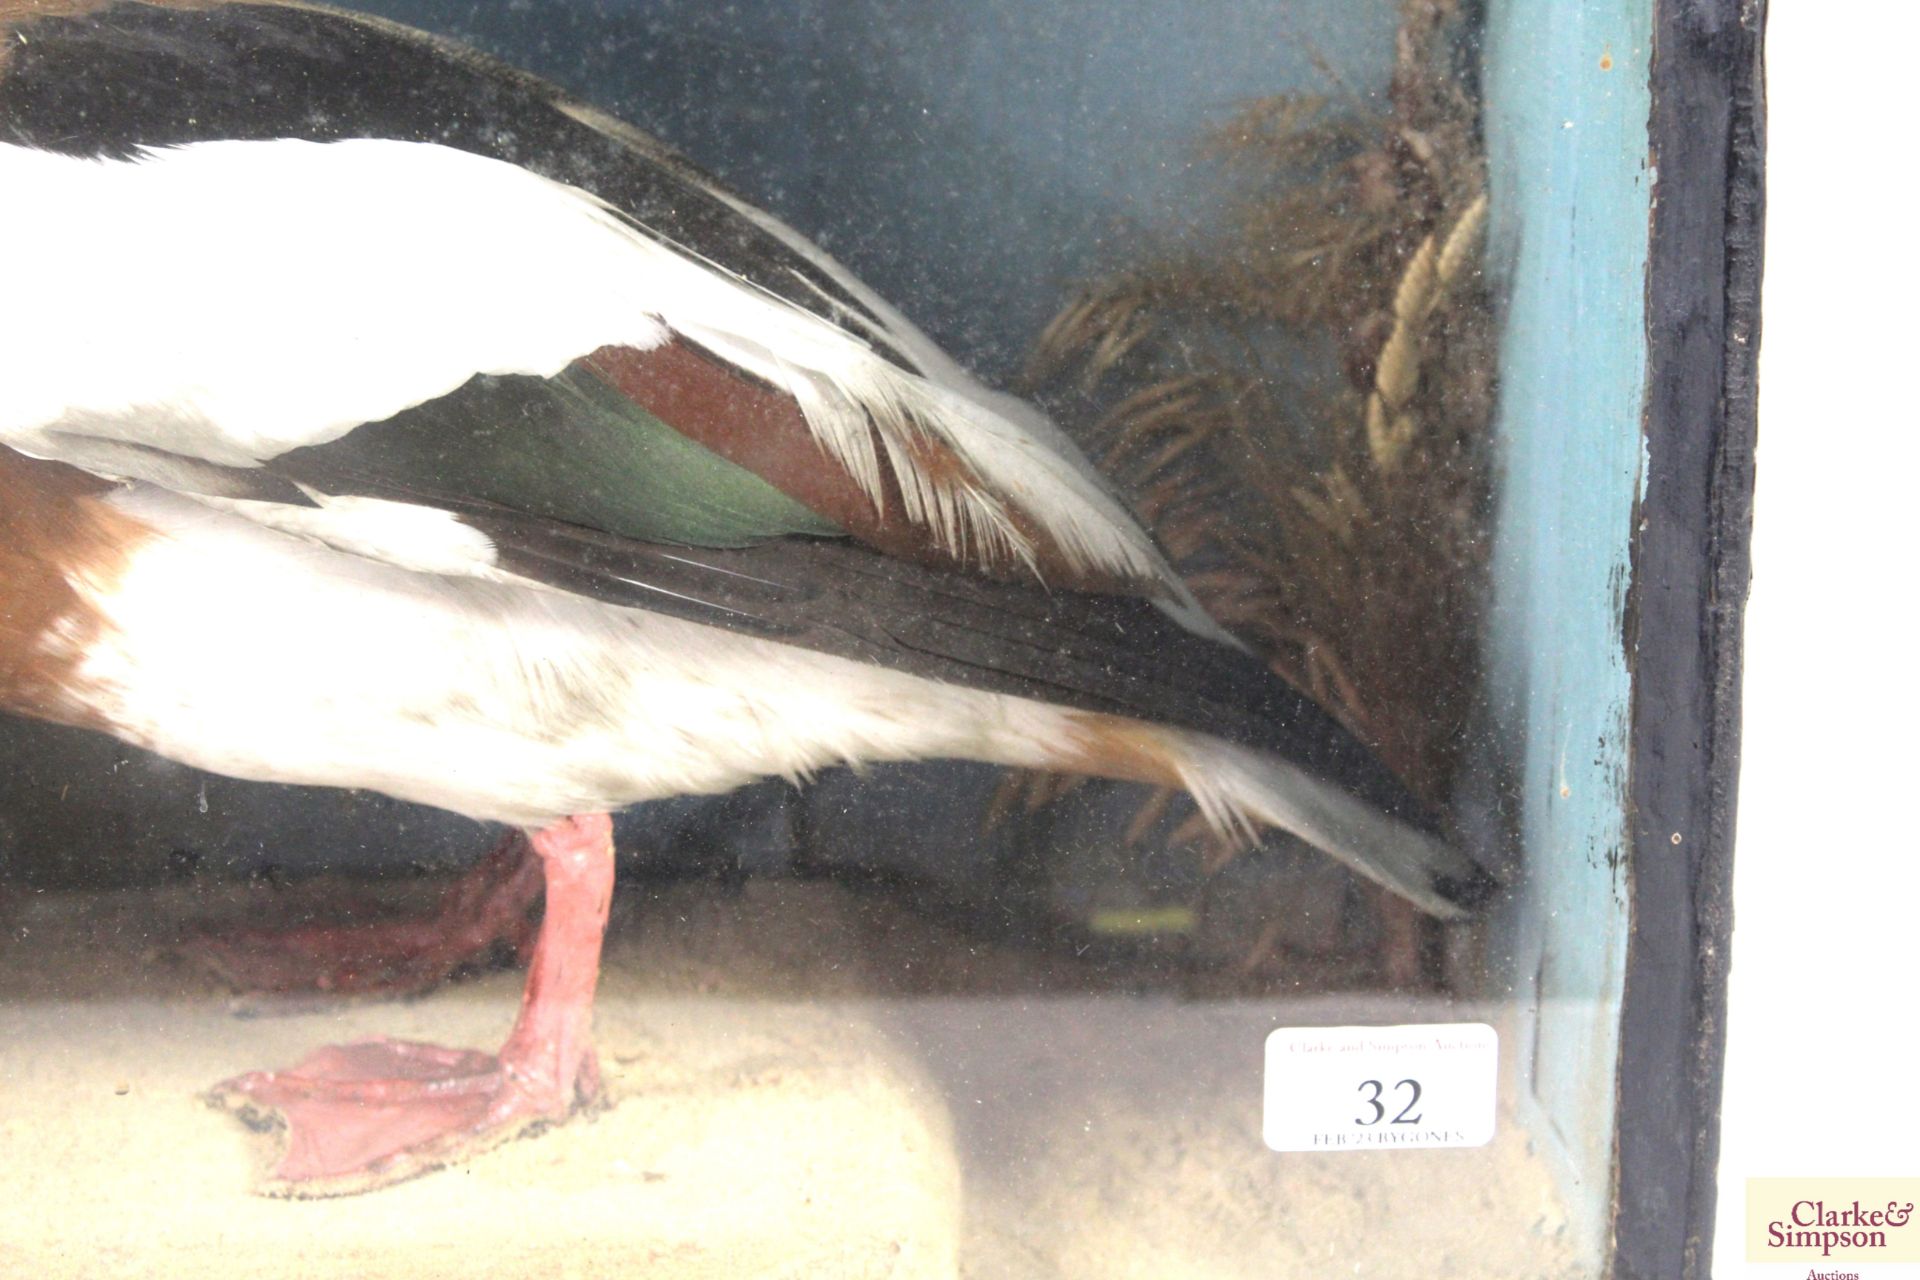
[1355,1077,1423,1126]
[1262,1023,1498,1152]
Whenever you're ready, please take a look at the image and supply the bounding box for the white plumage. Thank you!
[66,486,1094,824]
[1,137,1176,591]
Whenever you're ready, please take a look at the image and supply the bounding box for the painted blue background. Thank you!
[353,0,1403,380]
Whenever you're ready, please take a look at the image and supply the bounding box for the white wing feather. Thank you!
[1,137,1180,595]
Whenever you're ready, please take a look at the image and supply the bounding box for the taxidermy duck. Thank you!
[0,0,1491,1194]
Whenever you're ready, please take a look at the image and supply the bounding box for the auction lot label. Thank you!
[1262,1023,1497,1152]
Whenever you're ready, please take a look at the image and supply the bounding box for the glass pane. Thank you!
[0,1,1650,1275]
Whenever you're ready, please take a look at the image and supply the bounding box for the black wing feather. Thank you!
[403,494,1443,836]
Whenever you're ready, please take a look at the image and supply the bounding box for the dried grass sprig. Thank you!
[1366,193,1489,470]
[1006,0,1497,909]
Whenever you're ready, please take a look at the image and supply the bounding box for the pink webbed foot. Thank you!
[187,831,543,1004]
[210,1035,602,1196]
[208,814,615,1196]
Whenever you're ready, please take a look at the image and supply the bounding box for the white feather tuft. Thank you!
[1124,728,1476,919]
[188,489,503,578]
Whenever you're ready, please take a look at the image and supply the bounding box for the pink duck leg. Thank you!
[209,813,614,1196]
[188,831,544,1003]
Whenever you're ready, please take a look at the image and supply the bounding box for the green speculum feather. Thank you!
[299,361,845,549]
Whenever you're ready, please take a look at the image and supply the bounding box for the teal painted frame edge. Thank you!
[1480,0,1655,1265]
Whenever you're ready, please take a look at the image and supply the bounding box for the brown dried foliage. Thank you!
[1013,0,1495,856]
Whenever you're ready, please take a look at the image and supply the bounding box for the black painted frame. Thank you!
[1610,1,1765,1276]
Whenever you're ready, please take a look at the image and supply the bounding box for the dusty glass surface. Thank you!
[0,1,1650,1275]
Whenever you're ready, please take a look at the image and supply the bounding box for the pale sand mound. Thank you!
[0,877,1582,1278]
